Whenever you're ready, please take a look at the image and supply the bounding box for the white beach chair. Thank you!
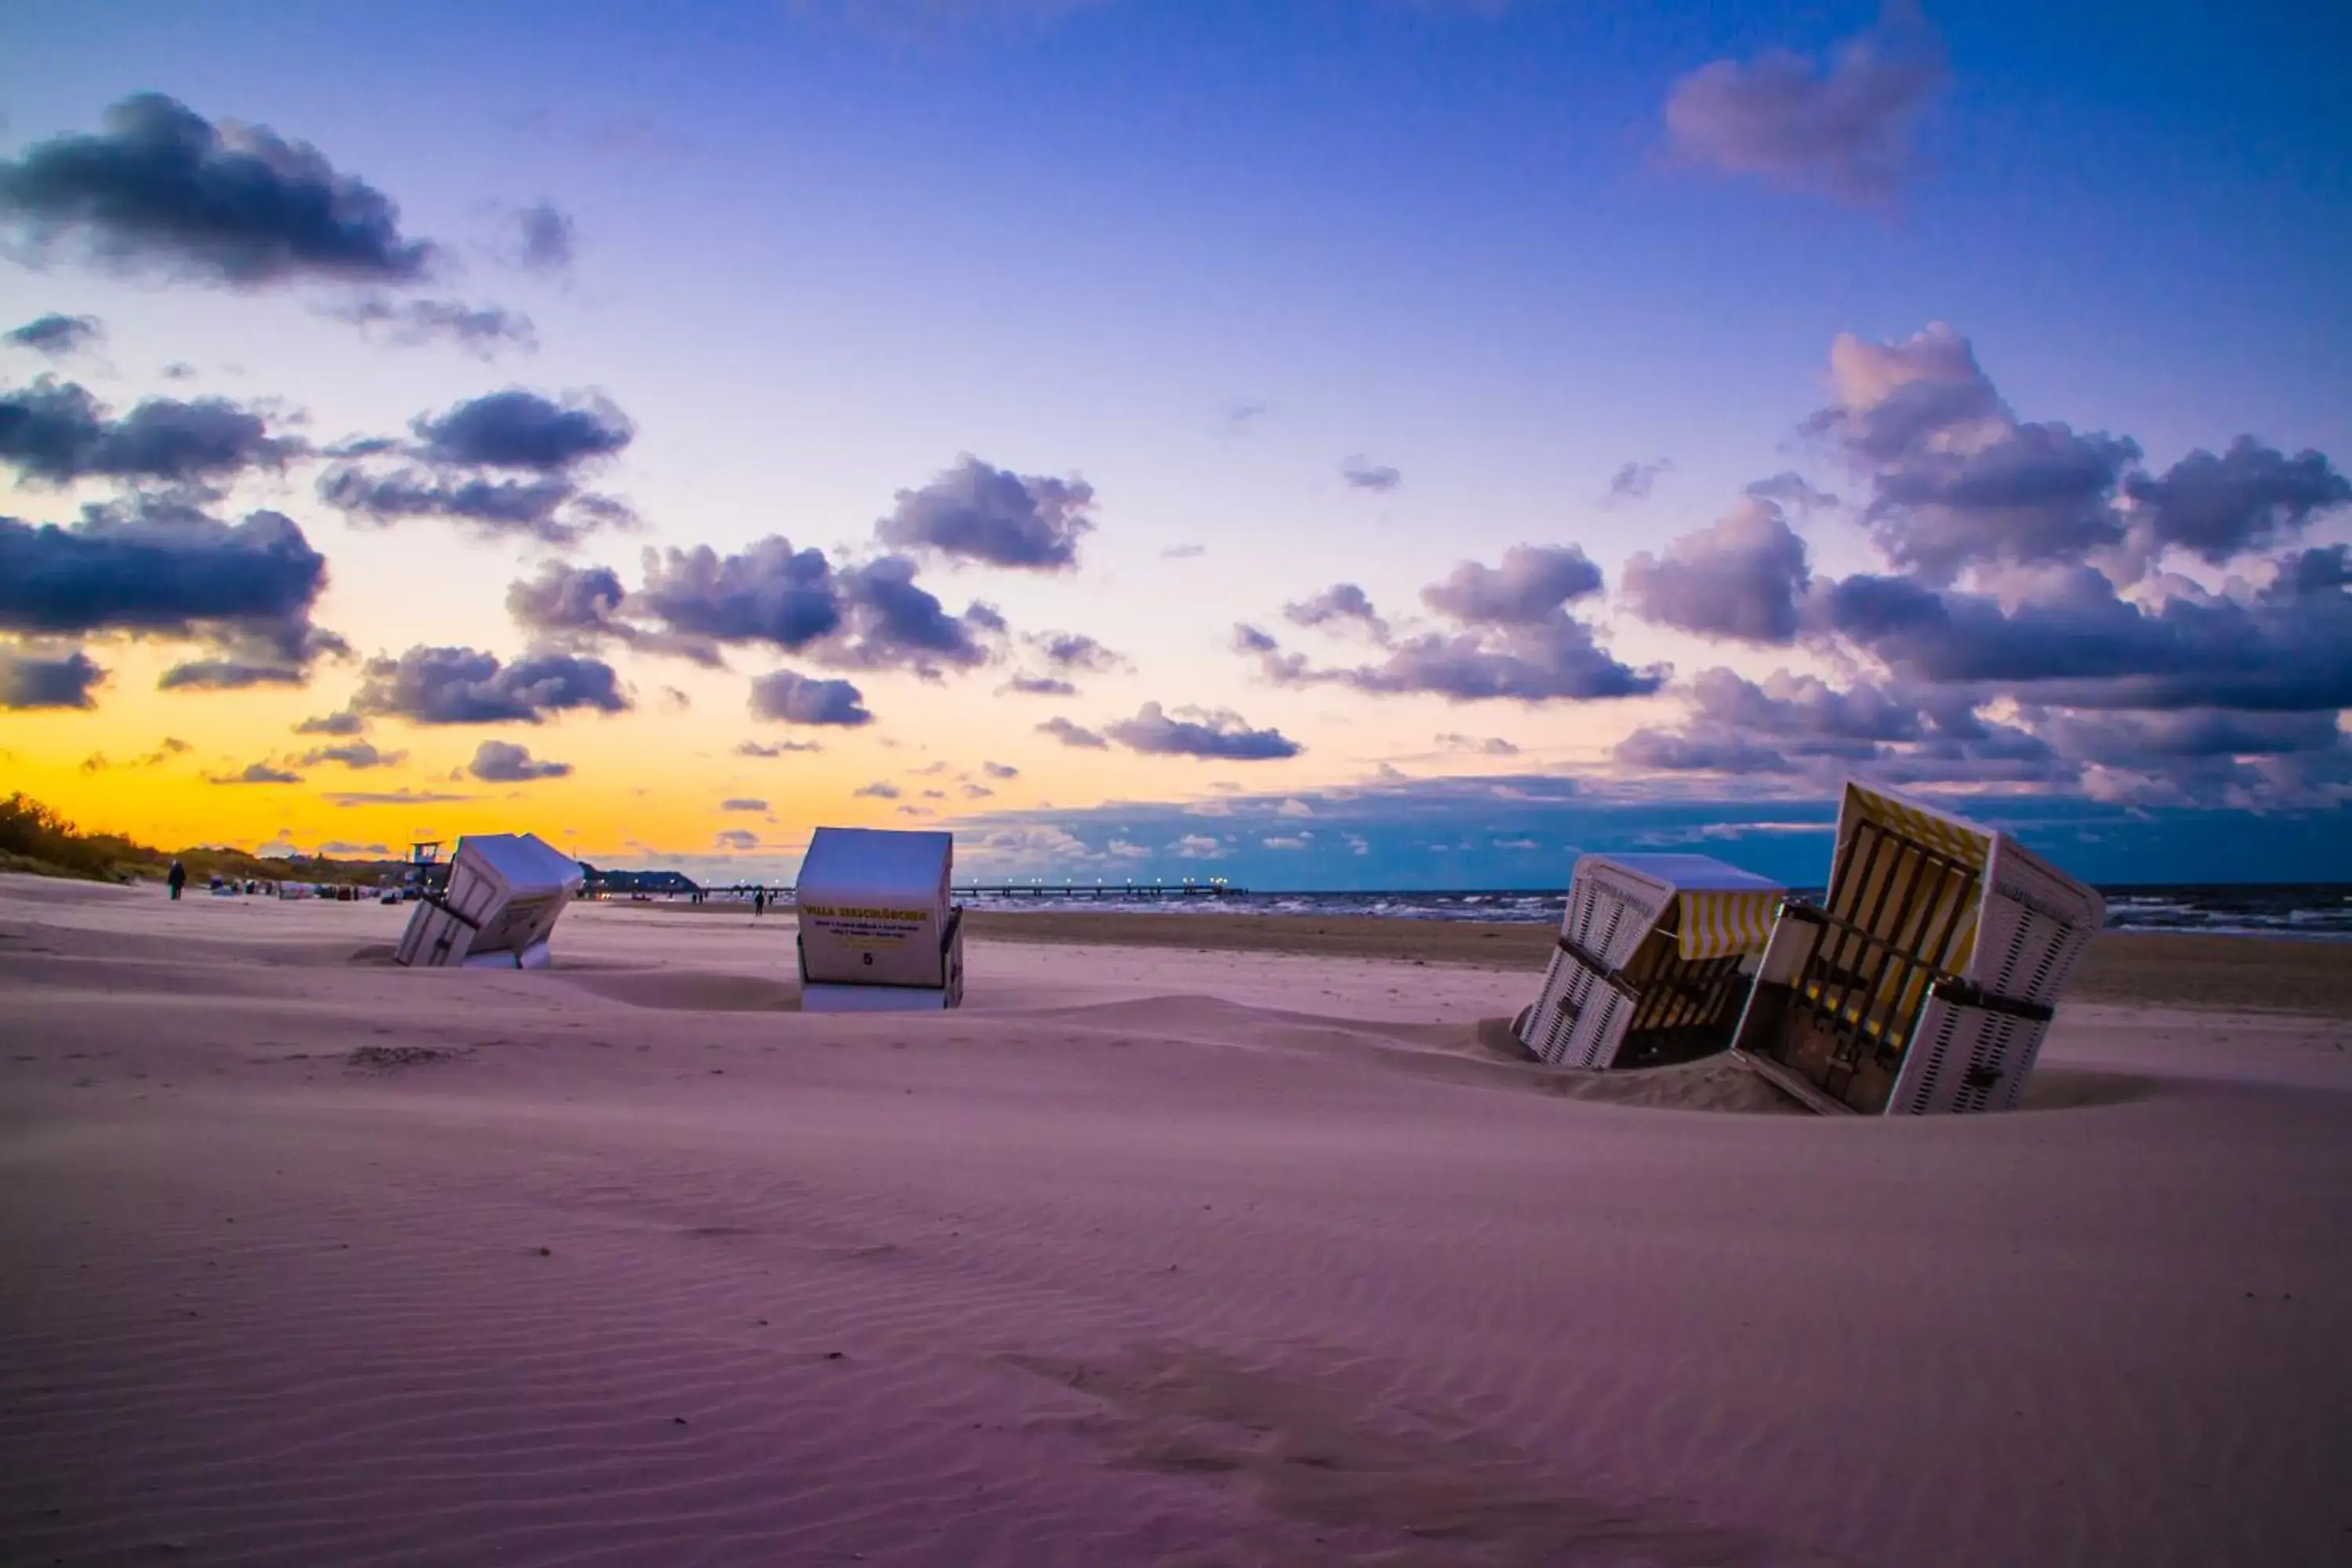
[1514,853,1786,1069]
[393,832,583,970]
[1729,781,2105,1115]
[794,827,964,1011]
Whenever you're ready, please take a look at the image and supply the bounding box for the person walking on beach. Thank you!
[166,859,187,901]
[753,889,767,918]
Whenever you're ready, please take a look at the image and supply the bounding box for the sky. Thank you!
[2,0,2349,890]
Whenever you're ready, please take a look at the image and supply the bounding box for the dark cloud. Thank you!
[1604,457,1673,504]
[1744,470,1840,514]
[1,377,298,485]
[720,797,767,812]
[503,201,575,276]
[636,537,840,652]
[1247,546,1658,703]
[822,555,999,677]
[874,454,1095,570]
[295,710,364,735]
[2125,437,2350,565]
[1341,457,1401,492]
[715,828,760,851]
[319,466,629,546]
[0,94,436,286]
[0,646,103,709]
[296,740,403,769]
[1000,673,1077,695]
[736,737,822,756]
[747,669,873,727]
[1824,561,2352,713]
[506,560,630,641]
[1038,716,1107,749]
[468,739,572,782]
[1615,668,2070,788]
[1421,546,1604,624]
[1663,11,1944,202]
[351,645,629,725]
[412,388,632,471]
[1621,495,1811,643]
[325,296,537,356]
[1104,701,1301,761]
[1029,630,1124,672]
[323,788,474,807]
[1283,583,1388,639]
[982,760,1018,779]
[157,652,336,691]
[211,760,302,785]
[0,503,338,684]
[5,314,101,357]
[854,782,901,800]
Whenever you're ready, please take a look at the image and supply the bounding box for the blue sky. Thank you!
[2,0,2349,887]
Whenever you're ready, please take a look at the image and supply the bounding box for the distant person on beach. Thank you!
[753,890,767,917]
[166,860,187,901]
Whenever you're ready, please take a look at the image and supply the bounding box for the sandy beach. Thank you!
[3,873,2348,1566]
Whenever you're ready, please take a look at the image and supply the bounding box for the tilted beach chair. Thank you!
[794,826,965,1011]
[394,832,583,969]
[1514,853,1786,1069]
[1730,781,2105,1115]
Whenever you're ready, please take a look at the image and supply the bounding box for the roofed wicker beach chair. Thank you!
[794,826,964,1011]
[1513,852,1787,1069]
[1730,781,2105,1115]
[393,832,583,970]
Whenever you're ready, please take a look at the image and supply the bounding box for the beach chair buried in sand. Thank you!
[793,826,965,1012]
[1729,781,2106,1116]
[1512,853,1786,1069]
[393,832,583,970]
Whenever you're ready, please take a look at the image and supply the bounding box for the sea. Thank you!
[935,884,2352,941]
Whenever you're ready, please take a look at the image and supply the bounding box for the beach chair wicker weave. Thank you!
[1730,782,2104,1115]
[393,833,582,970]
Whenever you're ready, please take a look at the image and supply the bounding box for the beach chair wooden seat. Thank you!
[794,827,965,1011]
[393,832,583,970]
[1730,781,2105,1115]
[1514,853,1784,1069]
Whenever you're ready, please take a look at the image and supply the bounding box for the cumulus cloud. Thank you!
[737,737,822,756]
[351,645,629,725]
[714,828,760,851]
[1604,457,1673,505]
[323,296,537,356]
[1283,583,1388,639]
[748,669,873,727]
[1243,546,1661,703]
[875,454,1096,570]
[720,797,767,811]
[2124,437,2350,566]
[1663,9,1945,203]
[1104,701,1301,760]
[295,710,364,735]
[1,377,299,486]
[1437,733,1519,755]
[319,388,635,544]
[1341,456,1401,492]
[500,201,575,276]
[0,502,340,688]
[1038,715,1107,749]
[211,760,303,785]
[1621,495,1811,643]
[0,647,103,709]
[0,93,437,286]
[5,314,101,357]
[1000,673,1076,696]
[468,739,572,782]
[854,782,901,800]
[982,760,1018,779]
[296,740,403,769]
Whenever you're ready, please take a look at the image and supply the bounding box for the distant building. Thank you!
[578,862,702,898]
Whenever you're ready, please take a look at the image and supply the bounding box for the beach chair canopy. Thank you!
[394,831,582,969]
[1589,854,1785,960]
[794,827,962,1000]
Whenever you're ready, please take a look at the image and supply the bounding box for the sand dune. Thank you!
[2,874,2348,1565]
